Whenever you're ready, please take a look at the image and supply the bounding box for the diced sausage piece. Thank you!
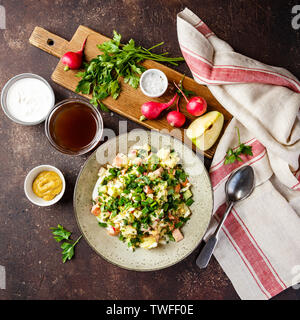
[112,153,127,167]
[172,228,184,242]
[153,167,163,176]
[91,204,101,216]
[144,185,154,194]
[168,213,175,220]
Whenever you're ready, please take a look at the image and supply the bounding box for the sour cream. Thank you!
[5,77,54,123]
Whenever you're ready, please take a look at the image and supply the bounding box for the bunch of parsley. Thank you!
[75,31,184,111]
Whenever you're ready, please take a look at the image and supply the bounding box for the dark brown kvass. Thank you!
[48,101,98,153]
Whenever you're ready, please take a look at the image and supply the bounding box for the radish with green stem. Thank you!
[174,81,207,116]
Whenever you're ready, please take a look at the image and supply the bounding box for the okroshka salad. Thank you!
[91,144,194,251]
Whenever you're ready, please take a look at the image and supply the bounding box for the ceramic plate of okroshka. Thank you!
[73,130,213,271]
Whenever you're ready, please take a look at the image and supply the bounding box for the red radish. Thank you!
[166,96,186,127]
[185,96,207,116]
[61,38,87,71]
[141,93,178,120]
[174,81,207,116]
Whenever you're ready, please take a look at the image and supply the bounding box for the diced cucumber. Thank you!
[183,189,192,201]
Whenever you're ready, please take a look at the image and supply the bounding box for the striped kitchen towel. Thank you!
[177,8,300,299]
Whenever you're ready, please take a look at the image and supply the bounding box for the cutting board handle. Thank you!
[29,27,69,58]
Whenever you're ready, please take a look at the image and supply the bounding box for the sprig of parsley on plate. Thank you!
[224,127,253,165]
[75,30,184,110]
[50,225,82,263]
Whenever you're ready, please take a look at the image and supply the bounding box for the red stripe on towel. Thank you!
[292,181,300,190]
[194,20,214,37]
[232,207,287,289]
[180,47,300,92]
[218,220,270,299]
[215,204,285,297]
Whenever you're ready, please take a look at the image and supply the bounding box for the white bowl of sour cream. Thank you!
[1,73,55,125]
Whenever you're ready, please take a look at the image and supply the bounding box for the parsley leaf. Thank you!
[60,236,82,263]
[75,79,91,95]
[224,128,253,165]
[50,225,82,263]
[50,224,71,242]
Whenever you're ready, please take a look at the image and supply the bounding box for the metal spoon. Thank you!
[196,165,255,269]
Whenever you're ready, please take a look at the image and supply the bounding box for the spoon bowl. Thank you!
[226,166,255,203]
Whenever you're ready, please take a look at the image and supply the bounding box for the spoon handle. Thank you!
[196,202,234,269]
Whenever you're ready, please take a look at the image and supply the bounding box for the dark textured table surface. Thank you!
[0,0,299,300]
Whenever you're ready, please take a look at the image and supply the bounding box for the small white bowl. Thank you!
[140,69,168,98]
[1,73,55,126]
[24,165,66,206]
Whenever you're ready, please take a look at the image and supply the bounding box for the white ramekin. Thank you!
[1,73,55,125]
[139,69,168,98]
[24,165,66,206]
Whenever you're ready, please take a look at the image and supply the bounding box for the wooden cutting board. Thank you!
[29,26,232,158]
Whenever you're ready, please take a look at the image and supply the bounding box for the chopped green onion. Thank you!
[110,210,118,218]
[185,198,194,206]
[98,222,107,228]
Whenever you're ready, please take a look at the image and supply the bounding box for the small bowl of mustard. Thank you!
[24,165,66,206]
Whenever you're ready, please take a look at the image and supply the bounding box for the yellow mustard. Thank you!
[32,171,63,201]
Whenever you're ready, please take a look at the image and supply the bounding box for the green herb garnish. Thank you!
[98,222,108,228]
[185,198,194,206]
[50,224,71,242]
[76,31,184,108]
[50,225,82,263]
[60,237,82,263]
[168,232,175,242]
[224,128,253,165]
[175,221,184,229]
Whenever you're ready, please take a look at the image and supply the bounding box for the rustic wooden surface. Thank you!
[29,25,232,159]
[0,0,299,300]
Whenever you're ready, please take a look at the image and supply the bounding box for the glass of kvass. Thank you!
[45,99,104,155]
